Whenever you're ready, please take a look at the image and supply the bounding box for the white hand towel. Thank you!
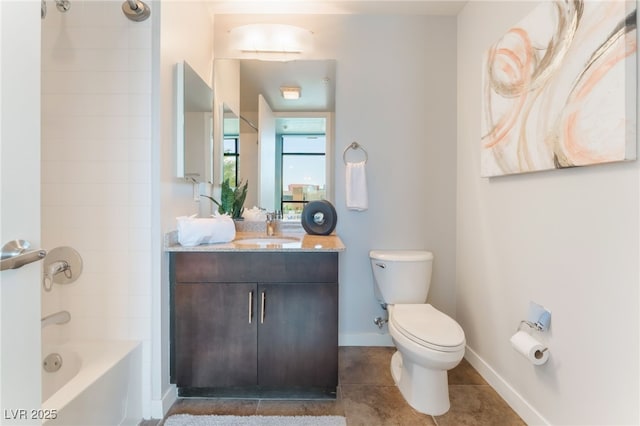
[346,161,368,211]
[176,214,236,247]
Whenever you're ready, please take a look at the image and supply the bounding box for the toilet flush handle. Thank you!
[375,262,386,269]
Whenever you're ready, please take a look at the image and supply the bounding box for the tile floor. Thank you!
[142,347,525,426]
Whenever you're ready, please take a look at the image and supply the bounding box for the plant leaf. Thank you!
[200,194,222,208]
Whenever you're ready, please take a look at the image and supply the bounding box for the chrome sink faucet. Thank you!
[266,211,282,236]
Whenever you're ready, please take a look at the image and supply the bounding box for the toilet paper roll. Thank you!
[510,331,549,365]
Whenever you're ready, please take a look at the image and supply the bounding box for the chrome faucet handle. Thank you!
[265,213,275,236]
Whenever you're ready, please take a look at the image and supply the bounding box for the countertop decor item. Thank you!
[301,200,337,235]
[201,179,248,219]
[176,214,236,247]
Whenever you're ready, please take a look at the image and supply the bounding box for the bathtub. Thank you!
[41,340,142,426]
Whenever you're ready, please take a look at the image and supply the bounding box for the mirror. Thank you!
[176,61,213,182]
[213,59,336,217]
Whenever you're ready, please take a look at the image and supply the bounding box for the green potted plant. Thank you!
[202,179,248,219]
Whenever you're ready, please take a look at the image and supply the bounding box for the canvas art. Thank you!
[481,0,637,177]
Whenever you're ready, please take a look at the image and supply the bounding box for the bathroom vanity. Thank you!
[166,232,345,398]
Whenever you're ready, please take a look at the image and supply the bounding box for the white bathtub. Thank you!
[41,340,142,426]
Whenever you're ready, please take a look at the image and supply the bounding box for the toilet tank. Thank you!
[369,250,433,304]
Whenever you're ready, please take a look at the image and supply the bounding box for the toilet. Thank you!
[369,250,465,416]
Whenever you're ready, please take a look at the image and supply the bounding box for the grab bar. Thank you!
[0,240,47,272]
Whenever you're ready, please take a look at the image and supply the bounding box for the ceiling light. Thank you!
[229,24,313,54]
[280,86,301,100]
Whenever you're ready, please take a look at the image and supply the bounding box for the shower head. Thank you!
[42,0,71,18]
[55,0,71,13]
[122,0,150,22]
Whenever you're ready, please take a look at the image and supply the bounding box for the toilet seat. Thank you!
[390,304,465,352]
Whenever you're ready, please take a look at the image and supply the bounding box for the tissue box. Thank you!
[176,215,236,247]
[234,220,266,233]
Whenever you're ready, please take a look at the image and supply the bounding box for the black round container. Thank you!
[301,200,338,235]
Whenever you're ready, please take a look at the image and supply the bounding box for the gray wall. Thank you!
[457,2,639,424]
[214,14,458,345]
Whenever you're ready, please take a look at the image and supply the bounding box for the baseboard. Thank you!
[464,346,550,425]
[151,384,177,420]
[338,332,393,347]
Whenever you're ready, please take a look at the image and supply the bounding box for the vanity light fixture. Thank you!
[280,86,301,100]
[229,23,313,54]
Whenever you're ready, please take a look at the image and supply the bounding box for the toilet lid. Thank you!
[391,304,465,352]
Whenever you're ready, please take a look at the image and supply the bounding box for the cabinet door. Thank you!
[257,282,338,388]
[174,282,257,387]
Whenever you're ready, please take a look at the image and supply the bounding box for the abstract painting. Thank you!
[481,0,637,177]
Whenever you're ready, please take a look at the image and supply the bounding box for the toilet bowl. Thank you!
[369,250,466,415]
[387,304,465,415]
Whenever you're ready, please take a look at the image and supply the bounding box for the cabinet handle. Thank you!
[260,291,266,324]
[248,291,253,324]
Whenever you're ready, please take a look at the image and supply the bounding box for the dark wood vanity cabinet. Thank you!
[170,251,339,397]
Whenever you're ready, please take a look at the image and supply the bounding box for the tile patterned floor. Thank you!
[142,347,525,426]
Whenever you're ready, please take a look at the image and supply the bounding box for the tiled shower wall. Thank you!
[41,0,152,405]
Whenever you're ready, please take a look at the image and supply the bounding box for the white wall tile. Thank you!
[130,229,151,251]
[42,115,130,140]
[41,27,129,50]
[42,0,153,412]
[129,183,151,206]
[82,2,129,29]
[129,138,151,161]
[43,93,131,117]
[128,49,152,72]
[41,160,65,183]
[41,183,65,206]
[129,94,151,117]
[128,317,151,341]
[127,71,152,94]
[128,295,151,318]
[103,318,130,341]
[129,204,151,228]
[128,251,151,296]
[43,48,131,72]
[127,116,152,139]
[42,71,132,94]
[129,160,151,183]
[129,27,152,49]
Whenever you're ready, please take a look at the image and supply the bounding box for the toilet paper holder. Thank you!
[519,304,551,332]
[516,307,551,357]
[518,319,547,333]
[515,320,549,360]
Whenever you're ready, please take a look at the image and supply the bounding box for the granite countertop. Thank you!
[164,230,345,253]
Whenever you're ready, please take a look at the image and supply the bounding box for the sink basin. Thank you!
[234,237,300,246]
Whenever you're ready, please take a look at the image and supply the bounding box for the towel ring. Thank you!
[343,142,368,165]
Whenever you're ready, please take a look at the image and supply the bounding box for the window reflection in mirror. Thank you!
[278,119,327,221]
[222,104,240,186]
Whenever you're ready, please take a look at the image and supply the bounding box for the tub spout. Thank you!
[41,310,71,328]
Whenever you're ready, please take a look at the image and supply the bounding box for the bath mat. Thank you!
[163,414,346,426]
